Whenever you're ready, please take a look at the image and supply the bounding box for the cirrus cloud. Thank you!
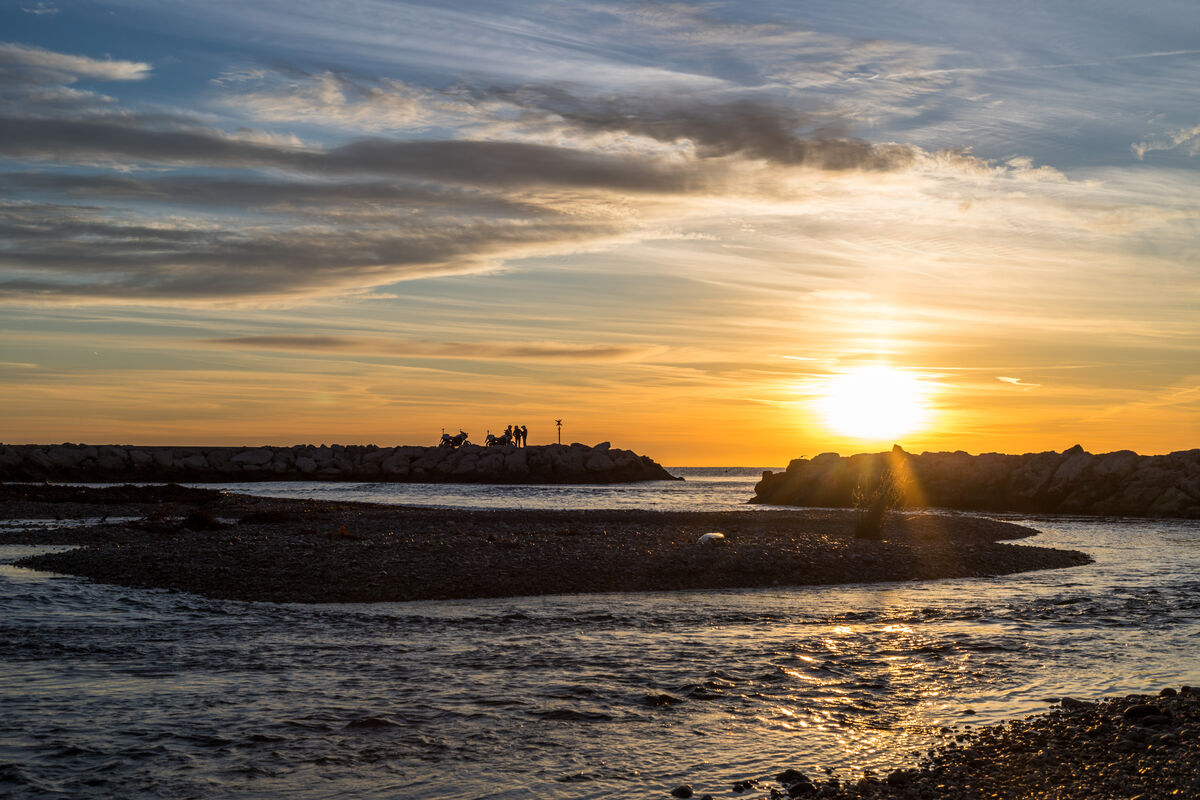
[0,39,1113,308]
[0,40,150,82]
[203,335,662,362]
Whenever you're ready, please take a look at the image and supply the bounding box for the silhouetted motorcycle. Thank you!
[439,430,470,448]
[484,432,513,447]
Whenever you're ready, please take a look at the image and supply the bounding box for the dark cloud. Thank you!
[0,116,290,165]
[0,116,701,193]
[0,90,717,302]
[0,172,551,215]
[314,137,700,191]
[0,201,622,301]
[486,88,919,170]
[0,42,952,306]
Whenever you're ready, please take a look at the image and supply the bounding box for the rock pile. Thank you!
[753,445,1200,518]
[0,441,678,484]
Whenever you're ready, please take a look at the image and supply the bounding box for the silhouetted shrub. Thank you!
[854,464,906,539]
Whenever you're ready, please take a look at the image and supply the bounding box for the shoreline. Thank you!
[3,484,1090,604]
[749,687,1199,799]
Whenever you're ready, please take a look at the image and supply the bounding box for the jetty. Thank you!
[0,442,679,485]
[753,445,1200,518]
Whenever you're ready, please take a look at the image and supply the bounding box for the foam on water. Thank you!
[2,470,1199,799]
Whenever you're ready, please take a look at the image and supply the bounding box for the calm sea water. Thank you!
[190,466,774,512]
[2,468,1199,799]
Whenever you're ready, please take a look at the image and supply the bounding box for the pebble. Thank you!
[1123,704,1161,720]
[775,769,809,785]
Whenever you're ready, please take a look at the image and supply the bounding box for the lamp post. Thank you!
[555,419,562,444]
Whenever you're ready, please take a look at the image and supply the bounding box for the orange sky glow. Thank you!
[2,5,1198,465]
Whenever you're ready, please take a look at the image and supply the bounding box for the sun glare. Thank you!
[816,366,931,441]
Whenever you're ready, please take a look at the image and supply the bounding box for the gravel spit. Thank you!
[3,484,1091,604]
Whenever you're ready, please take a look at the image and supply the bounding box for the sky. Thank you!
[1,0,1198,465]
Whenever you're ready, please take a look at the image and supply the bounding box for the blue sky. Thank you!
[2,0,1198,460]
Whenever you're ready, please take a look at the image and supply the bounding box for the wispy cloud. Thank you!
[1131,124,1200,160]
[21,2,59,15]
[887,48,1200,81]
[203,335,662,362]
[0,40,1088,306]
[216,68,934,171]
[0,197,631,304]
[215,69,473,131]
[0,41,150,81]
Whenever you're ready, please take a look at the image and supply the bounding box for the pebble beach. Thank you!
[4,483,1089,603]
[745,688,1200,799]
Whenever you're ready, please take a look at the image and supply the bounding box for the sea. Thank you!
[2,466,1199,799]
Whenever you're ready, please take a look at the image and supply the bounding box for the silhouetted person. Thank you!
[520,425,528,447]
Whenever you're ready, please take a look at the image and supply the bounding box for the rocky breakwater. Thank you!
[0,441,679,485]
[753,444,1200,518]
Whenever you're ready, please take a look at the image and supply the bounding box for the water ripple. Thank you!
[3,480,1200,798]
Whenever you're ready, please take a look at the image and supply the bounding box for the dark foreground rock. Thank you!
[759,687,1200,799]
[5,485,1090,604]
[753,444,1200,518]
[0,441,678,484]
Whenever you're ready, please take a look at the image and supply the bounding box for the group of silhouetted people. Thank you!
[483,424,527,447]
[504,424,528,447]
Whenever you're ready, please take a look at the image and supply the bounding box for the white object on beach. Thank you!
[696,532,725,545]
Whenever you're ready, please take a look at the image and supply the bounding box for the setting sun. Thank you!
[816,366,932,441]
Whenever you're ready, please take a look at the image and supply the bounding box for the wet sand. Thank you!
[3,484,1090,604]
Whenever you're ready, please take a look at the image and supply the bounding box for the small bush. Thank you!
[854,463,907,539]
